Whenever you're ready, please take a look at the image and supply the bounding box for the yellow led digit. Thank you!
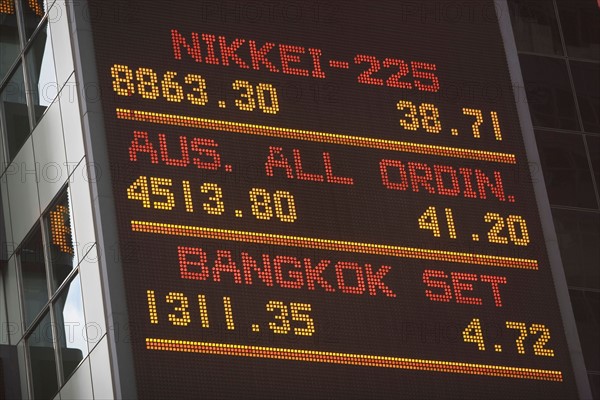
[397,100,419,130]
[198,294,210,328]
[418,206,441,237]
[184,74,209,105]
[419,103,442,134]
[200,183,225,215]
[232,80,256,111]
[150,177,175,210]
[135,67,160,99]
[165,292,191,326]
[506,215,530,246]
[273,190,297,223]
[506,321,528,354]
[530,324,555,357]
[485,212,509,244]
[290,303,315,336]
[256,83,279,114]
[463,318,486,351]
[127,176,151,208]
[162,71,184,102]
[111,64,135,96]
[463,108,484,138]
[491,111,503,141]
[223,296,235,330]
[249,188,273,220]
[146,290,158,324]
[266,300,291,334]
[444,208,457,239]
[182,180,194,212]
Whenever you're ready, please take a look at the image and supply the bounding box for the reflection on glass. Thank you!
[54,274,87,380]
[45,190,76,291]
[557,0,600,60]
[19,227,49,327]
[571,61,600,133]
[508,0,563,55]
[0,0,20,78]
[552,209,600,289]
[589,374,600,400]
[586,135,599,185]
[27,312,58,400]
[569,290,600,371]
[519,55,580,130]
[21,0,45,39]
[26,22,57,123]
[535,130,598,208]
[0,63,31,160]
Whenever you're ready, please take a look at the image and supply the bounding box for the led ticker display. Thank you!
[87,1,579,398]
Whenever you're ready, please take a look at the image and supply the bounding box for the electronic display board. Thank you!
[85,1,579,398]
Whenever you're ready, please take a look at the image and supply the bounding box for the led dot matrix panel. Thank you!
[87,1,578,398]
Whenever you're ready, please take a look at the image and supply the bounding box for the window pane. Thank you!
[0,63,31,160]
[508,0,563,55]
[45,191,76,291]
[569,290,600,371]
[519,55,580,130]
[25,22,57,123]
[21,0,46,40]
[54,274,87,380]
[557,0,600,60]
[571,61,600,133]
[0,0,20,79]
[552,209,600,289]
[586,135,599,185]
[27,311,58,400]
[535,130,598,208]
[589,374,600,400]
[19,226,49,327]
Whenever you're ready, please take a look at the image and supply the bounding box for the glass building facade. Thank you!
[0,0,598,398]
[509,0,599,396]
[1,1,111,399]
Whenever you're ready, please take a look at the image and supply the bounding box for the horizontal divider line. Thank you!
[146,338,562,381]
[116,108,517,164]
[131,220,538,270]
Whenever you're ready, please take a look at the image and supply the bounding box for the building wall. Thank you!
[0,0,598,399]
[508,0,600,397]
[1,0,113,399]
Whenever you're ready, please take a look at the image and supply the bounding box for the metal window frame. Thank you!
[0,0,51,167]
[14,184,82,399]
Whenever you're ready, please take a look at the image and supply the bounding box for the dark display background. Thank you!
[87,1,578,398]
